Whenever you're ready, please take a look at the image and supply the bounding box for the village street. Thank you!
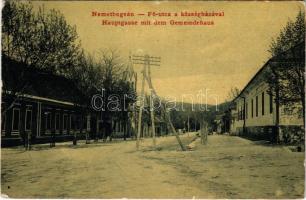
[1,133,304,199]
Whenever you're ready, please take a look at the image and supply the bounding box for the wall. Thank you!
[229,74,303,143]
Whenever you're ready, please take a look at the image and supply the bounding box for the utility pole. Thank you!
[133,55,160,150]
[132,54,186,151]
[150,90,156,147]
[136,65,146,150]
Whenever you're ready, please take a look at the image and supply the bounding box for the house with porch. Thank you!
[1,56,93,147]
[2,55,138,146]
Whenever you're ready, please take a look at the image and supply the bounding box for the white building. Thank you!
[230,44,304,143]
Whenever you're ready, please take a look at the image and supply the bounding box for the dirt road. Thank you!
[1,134,304,198]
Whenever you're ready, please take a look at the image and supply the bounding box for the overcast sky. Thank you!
[33,1,303,104]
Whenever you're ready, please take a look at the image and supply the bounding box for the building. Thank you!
[1,55,138,146]
[1,56,91,147]
[229,44,304,143]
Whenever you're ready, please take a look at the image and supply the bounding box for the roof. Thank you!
[2,55,84,105]
[232,42,304,103]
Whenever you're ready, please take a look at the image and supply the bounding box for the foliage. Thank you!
[266,10,305,120]
[2,1,137,141]
[2,1,81,75]
[269,11,305,57]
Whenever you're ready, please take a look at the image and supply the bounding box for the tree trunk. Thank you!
[275,86,280,143]
[302,96,305,130]
[86,131,90,144]
[200,120,208,145]
[50,108,56,147]
[85,114,90,144]
[73,116,77,145]
[123,120,127,141]
[150,92,156,148]
[73,129,77,145]
[27,131,31,150]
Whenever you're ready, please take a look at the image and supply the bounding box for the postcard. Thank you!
[1,0,305,199]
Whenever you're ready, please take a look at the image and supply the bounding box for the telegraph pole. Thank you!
[136,65,146,150]
[132,54,186,151]
[133,55,160,150]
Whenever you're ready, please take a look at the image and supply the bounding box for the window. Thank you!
[55,113,60,130]
[12,108,20,131]
[25,110,32,130]
[255,96,258,117]
[251,99,254,118]
[241,106,244,120]
[63,114,68,130]
[69,115,72,131]
[45,112,52,130]
[237,107,240,120]
[75,115,81,130]
[2,112,6,136]
[262,92,265,116]
[246,102,248,119]
[269,93,273,113]
[86,116,90,131]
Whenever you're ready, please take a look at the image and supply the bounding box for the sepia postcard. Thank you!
[1,0,305,199]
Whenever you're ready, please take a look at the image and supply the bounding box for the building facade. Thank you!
[229,44,304,143]
[1,56,138,146]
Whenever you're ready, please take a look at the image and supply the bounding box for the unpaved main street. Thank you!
[1,134,304,198]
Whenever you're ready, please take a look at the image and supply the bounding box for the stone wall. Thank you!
[234,125,304,144]
[236,126,276,142]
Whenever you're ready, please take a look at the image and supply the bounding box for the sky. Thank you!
[32,1,304,104]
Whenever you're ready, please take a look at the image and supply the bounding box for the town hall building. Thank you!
[229,43,304,143]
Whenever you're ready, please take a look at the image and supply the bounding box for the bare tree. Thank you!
[226,87,241,101]
[97,50,136,141]
[67,52,104,144]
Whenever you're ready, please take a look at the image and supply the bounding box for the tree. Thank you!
[2,1,81,74]
[269,11,304,57]
[2,1,36,114]
[2,1,137,147]
[266,10,305,129]
[2,0,82,148]
[226,87,241,102]
[68,52,104,144]
[111,74,137,140]
[96,50,136,141]
[2,1,82,110]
